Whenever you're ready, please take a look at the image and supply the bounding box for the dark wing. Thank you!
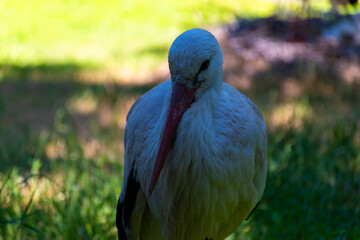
[116,168,141,240]
[116,201,126,240]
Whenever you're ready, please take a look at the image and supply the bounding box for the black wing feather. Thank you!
[116,200,127,240]
[116,168,141,240]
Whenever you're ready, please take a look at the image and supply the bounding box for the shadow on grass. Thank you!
[1,63,87,82]
[1,57,359,173]
[0,63,157,174]
[1,50,360,239]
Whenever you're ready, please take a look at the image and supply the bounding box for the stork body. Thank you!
[117,29,267,240]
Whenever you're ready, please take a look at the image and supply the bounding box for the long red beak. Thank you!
[147,82,195,199]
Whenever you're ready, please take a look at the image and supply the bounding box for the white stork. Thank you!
[116,28,267,240]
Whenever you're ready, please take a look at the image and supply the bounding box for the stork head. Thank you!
[148,29,223,199]
[169,28,223,100]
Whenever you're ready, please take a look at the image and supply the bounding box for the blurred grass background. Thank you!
[0,0,277,71]
[0,0,331,75]
[1,0,360,239]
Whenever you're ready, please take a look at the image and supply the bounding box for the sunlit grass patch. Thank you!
[0,0,332,77]
[67,90,99,115]
[269,99,313,130]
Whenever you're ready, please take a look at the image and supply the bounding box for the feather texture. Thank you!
[119,81,266,240]
[117,28,267,240]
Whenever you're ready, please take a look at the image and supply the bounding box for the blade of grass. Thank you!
[21,190,35,219]
[0,168,13,196]
[21,222,44,235]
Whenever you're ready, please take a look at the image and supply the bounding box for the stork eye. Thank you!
[199,59,210,72]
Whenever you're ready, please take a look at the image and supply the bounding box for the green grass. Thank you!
[1,0,360,239]
[1,74,360,239]
[0,0,332,74]
[233,119,360,239]
[1,96,360,239]
[0,0,274,71]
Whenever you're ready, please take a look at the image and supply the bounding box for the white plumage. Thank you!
[117,28,267,240]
